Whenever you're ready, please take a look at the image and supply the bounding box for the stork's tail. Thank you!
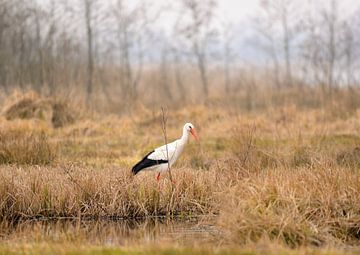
[131,150,155,175]
[131,163,143,175]
[131,150,168,176]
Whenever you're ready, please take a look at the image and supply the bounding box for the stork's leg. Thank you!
[156,173,161,191]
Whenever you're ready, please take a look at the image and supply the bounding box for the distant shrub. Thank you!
[336,147,360,169]
[51,100,75,128]
[3,91,76,128]
[292,146,312,167]
[3,93,51,121]
[0,130,56,165]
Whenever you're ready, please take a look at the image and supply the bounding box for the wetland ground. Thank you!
[1,92,360,254]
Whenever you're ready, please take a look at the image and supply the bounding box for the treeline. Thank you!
[0,0,359,110]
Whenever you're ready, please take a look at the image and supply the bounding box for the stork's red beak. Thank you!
[190,128,199,142]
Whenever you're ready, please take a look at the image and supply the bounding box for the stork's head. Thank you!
[184,123,199,142]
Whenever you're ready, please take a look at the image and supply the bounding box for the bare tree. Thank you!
[342,22,355,88]
[323,0,337,93]
[221,21,236,94]
[84,0,95,105]
[33,7,44,92]
[252,16,281,88]
[43,0,57,95]
[171,47,186,102]
[0,0,9,89]
[178,0,217,97]
[280,0,294,87]
[300,0,343,98]
[159,45,173,101]
[113,0,156,104]
[256,0,301,88]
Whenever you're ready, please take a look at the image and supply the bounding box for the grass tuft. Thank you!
[336,147,360,169]
[0,129,56,165]
[218,165,360,247]
[2,91,76,128]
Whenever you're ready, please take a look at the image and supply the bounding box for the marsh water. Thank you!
[0,216,220,246]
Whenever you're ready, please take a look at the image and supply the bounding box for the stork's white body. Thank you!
[145,134,188,172]
[131,123,197,177]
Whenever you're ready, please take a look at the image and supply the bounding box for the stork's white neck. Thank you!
[180,127,189,145]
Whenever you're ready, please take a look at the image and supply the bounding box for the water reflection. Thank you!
[0,217,219,246]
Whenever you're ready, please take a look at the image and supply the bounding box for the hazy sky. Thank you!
[217,0,259,22]
[157,0,360,26]
[156,0,259,31]
[40,0,360,63]
[152,0,360,60]
[218,0,360,61]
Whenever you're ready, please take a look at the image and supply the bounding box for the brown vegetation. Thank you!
[2,91,76,128]
[0,129,56,165]
[218,165,360,247]
[1,0,360,253]
[0,164,218,220]
[0,92,360,251]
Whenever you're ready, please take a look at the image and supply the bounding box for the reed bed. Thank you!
[217,164,360,247]
[0,164,219,220]
[0,129,56,165]
[1,93,360,252]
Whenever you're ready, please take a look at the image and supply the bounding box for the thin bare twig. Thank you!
[242,124,256,167]
[161,106,173,183]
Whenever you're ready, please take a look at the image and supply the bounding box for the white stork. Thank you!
[131,123,199,181]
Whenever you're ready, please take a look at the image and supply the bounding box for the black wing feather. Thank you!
[131,150,168,175]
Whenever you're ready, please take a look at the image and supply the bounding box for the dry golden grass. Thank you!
[0,164,219,220]
[218,164,360,247]
[0,91,360,252]
[2,91,76,128]
[215,118,360,248]
[0,129,56,165]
